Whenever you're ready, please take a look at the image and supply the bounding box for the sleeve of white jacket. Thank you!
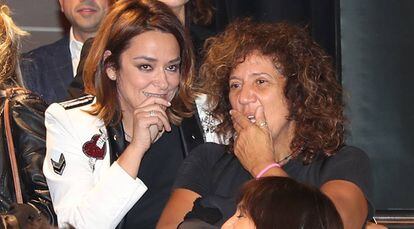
[43,103,147,229]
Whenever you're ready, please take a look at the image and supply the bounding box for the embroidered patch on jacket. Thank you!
[51,154,66,175]
[82,129,108,171]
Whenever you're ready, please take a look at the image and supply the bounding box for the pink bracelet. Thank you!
[256,163,281,179]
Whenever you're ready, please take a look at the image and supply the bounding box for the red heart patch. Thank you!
[82,134,106,160]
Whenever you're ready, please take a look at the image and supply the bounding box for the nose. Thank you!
[238,84,257,105]
[153,70,169,90]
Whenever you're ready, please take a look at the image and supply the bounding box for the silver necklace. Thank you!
[122,122,132,141]
[277,146,305,165]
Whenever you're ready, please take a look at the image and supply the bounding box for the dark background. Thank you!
[341,0,414,209]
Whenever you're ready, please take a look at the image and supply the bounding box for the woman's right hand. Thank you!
[231,106,288,178]
[129,96,172,154]
[230,107,276,177]
[118,96,171,178]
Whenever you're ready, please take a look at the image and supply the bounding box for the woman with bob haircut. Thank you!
[43,0,198,228]
[158,19,373,229]
[222,177,343,229]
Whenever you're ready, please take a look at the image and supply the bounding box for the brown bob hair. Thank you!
[237,177,343,229]
[199,19,345,162]
[83,0,195,126]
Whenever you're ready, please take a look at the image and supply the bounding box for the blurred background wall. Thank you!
[341,0,414,209]
[6,0,67,52]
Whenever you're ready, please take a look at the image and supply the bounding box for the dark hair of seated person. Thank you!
[235,177,344,229]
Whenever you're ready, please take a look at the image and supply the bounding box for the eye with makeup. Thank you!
[137,63,153,72]
[165,63,180,73]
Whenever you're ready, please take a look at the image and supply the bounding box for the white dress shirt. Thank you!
[69,28,83,77]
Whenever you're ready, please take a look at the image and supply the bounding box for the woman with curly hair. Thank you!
[158,19,373,229]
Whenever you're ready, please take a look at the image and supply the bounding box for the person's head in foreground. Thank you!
[200,19,344,163]
[222,177,343,229]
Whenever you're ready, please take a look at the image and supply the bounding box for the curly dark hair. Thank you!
[199,19,345,163]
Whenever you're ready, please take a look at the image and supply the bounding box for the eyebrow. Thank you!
[132,56,181,64]
[251,72,273,77]
[229,72,273,80]
[168,57,181,64]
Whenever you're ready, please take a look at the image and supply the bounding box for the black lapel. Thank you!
[179,109,205,158]
[106,122,126,164]
[67,38,94,99]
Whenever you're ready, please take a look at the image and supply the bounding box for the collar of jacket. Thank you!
[105,112,204,165]
[105,122,125,165]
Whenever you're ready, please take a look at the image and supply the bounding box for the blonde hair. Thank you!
[0,5,28,87]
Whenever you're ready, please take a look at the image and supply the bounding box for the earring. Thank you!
[106,67,117,80]
[108,74,116,80]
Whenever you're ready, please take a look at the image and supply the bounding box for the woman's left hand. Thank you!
[230,106,276,177]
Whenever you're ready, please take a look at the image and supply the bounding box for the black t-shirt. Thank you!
[174,143,374,226]
[123,125,184,229]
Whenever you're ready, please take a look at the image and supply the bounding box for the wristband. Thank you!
[256,163,281,179]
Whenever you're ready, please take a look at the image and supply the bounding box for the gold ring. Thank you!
[258,121,267,128]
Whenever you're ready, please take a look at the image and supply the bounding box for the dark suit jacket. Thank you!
[20,36,73,104]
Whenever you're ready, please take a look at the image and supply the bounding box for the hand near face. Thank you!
[111,30,180,156]
[231,106,275,177]
[129,96,172,153]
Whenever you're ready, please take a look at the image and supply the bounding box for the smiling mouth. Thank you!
[143,91,167,98]
[77,7,97,14]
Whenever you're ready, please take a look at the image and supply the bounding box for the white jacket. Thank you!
[43,98,147,229]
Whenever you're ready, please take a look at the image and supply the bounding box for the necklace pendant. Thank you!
[89,158,96,172]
